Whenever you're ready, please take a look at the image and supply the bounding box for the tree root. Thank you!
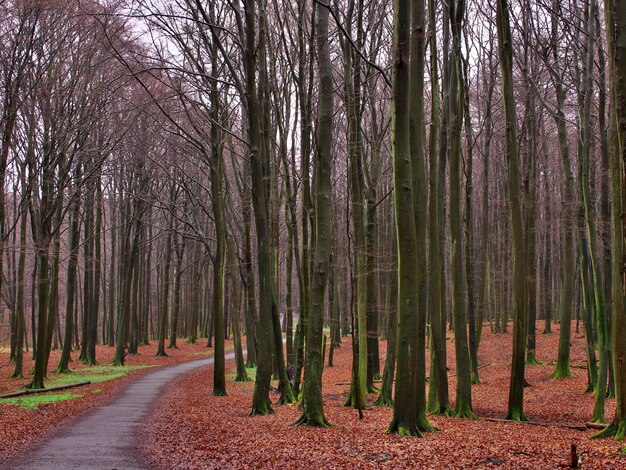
[293,411,331,427]
[525,351,542,365]
[505,409,529,422]
[277,389,297,405]
[250,401,274,416]
[417,413,436,433]
[429,405,456,417]
[234,372,252,382]
[454,403,478,420]
[374,393,393,407]
[551,367,572,379]
[593,420,626,439]
[386,419,424,437]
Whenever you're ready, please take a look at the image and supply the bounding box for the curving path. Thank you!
[8,351,235,470]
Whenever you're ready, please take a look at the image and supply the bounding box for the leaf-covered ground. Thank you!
[0,339,234,463]
[140,324,626,469]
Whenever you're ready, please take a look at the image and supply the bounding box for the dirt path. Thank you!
[7,352,234,470]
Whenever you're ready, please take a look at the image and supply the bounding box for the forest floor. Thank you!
[0,338,235,463]
[140,323,626,469]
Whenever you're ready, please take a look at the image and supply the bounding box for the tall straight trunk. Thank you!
[598,0,615,400]
[408,0,433,432]
[209,17,227,395]
[211,226,226,395]
[449,0,475,419]
[43,192,63,374]
[28,244,50,389]
[156,221,173,357]
[80,170,94,363]
[551,0,577,379]
[476,38,494,350]
[188,259,200,344]
[107,184,117,346]
[375,230,397,407]
[292,0,314,397]
[113,188,144,366]
[497,0,528,421]
[595,0,626,440]
[242,153,257,365]
[461,45,479,384]
[285,200,294,365]
[339,0,368,410]
[168,244,184,349]
[229,241,250,383]
[522,11,539,366]
[577,0,608,422]
[246,0,275,416]
[58,175,81,373]
[388,0,422,436]
[427,0,452,416]
[128,232,141,355]
[89,175,102,362]
[26,147,57,389]
[328,252,341,366]
[544,163,554,333]
[365,196,380,387]
[11,178,28,378]
[296,0,333,427]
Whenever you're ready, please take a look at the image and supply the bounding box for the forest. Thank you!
[1,0,626,468]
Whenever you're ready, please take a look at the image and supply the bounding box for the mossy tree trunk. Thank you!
[409,0,433,433]
[388,0,421,436]
[520,8,539,367]
[246,0,274,416]
[375,233,397,407]
[296,0,332,426]
[427,0,453,416]
[595,0,626,441]
[548,0,577,380]
[497,0,528,422]
[579,0,608,422]
[338,0,368,410]
[448,0,475,420]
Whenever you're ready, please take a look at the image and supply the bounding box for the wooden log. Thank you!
[0,380,91,399]
[484,417,587,431]
[585,422,609,430]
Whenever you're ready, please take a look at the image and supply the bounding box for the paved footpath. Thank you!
[8,351,235,470]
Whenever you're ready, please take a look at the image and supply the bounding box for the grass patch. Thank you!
[46,364,153,388]
[91,388,102,394]
[83,364,153,373]
[0,393,82,409]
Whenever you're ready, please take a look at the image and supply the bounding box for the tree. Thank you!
[448,0,475,420]
[594,0,626,441]
[295,0,333,426]
[387,0,422,436]
[496,0,528,422]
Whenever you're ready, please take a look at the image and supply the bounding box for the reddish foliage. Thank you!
[140,324,626,469]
